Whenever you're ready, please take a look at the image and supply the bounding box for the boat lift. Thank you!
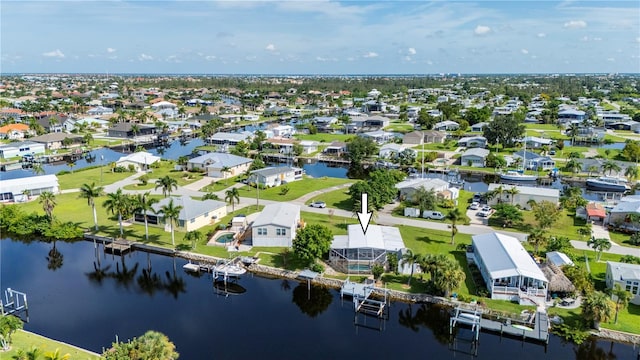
[0,288,29,321]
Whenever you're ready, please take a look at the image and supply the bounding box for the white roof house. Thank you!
[487,183,560,210]
[546,251,575,267]
[251,203,301,247]
[395,178,451,201]
[116,151,161,171]
[0,174,59,202]
[606,261,640,305]
[471,232,548,304]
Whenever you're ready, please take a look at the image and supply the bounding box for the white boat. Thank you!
[214,261,247,277]
[586,176,630,192]
[183,262,200,273]
[500,170,538,181]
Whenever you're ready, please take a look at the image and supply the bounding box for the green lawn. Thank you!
[200,175,244,193]
[294,133,354,143]
[384,123,413,133]
[525,124,563,131]
[146,161,205,186]
[490,209,587,239]
[4,330,100,359]
[304,187,352,211]
[237,177,353,201]
[601,304,640,334]
[56,166,132,189]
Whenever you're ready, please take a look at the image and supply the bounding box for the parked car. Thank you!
[310,201,326,208]
[473,193,482,202]
[469,202,480,210]
[477,210,491,218]
[481,205,492,212]
[423,211,445,220]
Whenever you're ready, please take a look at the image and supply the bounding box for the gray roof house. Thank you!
[606,261,640,305]
[433,120,460,131]
[461,148,490,167]
[513,150,555,171]
[136,196,227,232]
[249,166,304,187]
[487,184,560,210]
[608,198,640,231]
[470,122,489,132]
[209,131,252,146]
[187,152,253,178]
[457,136,487,148]
[251,203,301,247]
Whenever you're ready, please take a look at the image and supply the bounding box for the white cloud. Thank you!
[563,20,587,29]
[407,47,416,55]
[265,44,276,52]
[474,25,491,35]
[593,37,602,41]
[363,51,378,58]
[606,57,615,62]
[205,55,216,61]
[537,33,546,38]
[138,53,153,61]
[404,56,412,61]
[636,37,640,43]
[106,48,116,53]
[521,49,529,55]
[581,36,589,42]
[426,60,433,65]
[108,56,117,60]
[42,49,64,58]
[316,56,337,62]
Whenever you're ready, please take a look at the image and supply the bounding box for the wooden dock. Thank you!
[103,239,134,255]
[341,278,389,319]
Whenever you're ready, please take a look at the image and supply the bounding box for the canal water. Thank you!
[1,239,636,359]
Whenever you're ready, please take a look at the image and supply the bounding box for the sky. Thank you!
[1,1,639,74]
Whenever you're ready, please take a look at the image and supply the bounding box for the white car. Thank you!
[477,210,491,218]
[481,205,492,212]
[469,202,480,210]
[310,201,326,208]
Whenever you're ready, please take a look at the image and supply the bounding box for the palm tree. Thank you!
[445,208,463,245]
[184,230,203,250]
[412,186,436,214]
[31,163,45,175]
[38,191,56,222]
[159,198,183,247]
[611,284,632,324]
[581,291,614,330]
[624,165,638,182]
[567,123,580,145]
[225,187,240,212]
[78,182,105,231]
[565,158,582,175]
[434,260,466,297]
[527,227,547,255]
[102,189,129,237]
[400,249,421,286]
[220,166,231,185]
[602,160,621,176]
[505,186,519,205]
[588,237,612,262]
[131,123,140,139]
[134,192,159,241]
[155,175,178,197]
[43,349,70,360]
[587,164,601,177]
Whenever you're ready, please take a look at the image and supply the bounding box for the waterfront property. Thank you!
[607,197,640,231]
[107,123,157,138]
[30,133,84,150]
[136,196,227,232]
[0,141,45,159]
[0,123,30,140]
[467,232,548,305]
[460,148,490,167]
[486,184,559,210]
[0,174,59,202]
[379,143,415,159]
[512,150,555,171]
[329,224,407,274]
[395,178,451,202]
[115,151,161,172]
[546,251,574,267]
[248,166,303,187]
[186,152,253,178]
[251,203,301,247]
[322,141,347,156]
[606,261,640,305]
[208,131,252,146]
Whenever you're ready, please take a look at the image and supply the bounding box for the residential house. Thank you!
[323,141,347,156]
[433,120,460,131]
[36,115,65,133]
[359,130,397,145]
[512,150,555,171]
[379,144,415,159]
[461,148,490,167]
[107,123,157,139]
[402,131,425,146]
[209,132,252,146]
[607,197,640,231]
[251,203,301,247]
[395,178,451,201]
[187,152,253,178]
[0,123,30,140]
[0,141,45,159]
[585,202,607,224]
[606,262,640,305]
[522,136,554,149]
[0,174,59,202]
[487,184,560,210]
[115,151,161,172]
[558,109,586,124]
[87,106,114,116]
[272,125,295,138]
[471,122,489,132]
[423,130,447,144]
[457,136,487,148]
[329,224,408,274]
[468,232,548,305]
[136,196,227,232]
[605,120,640,132]
[248,166,304,187]
[74,117,110,130]
[30,133,83,150]
[299,140,319,154]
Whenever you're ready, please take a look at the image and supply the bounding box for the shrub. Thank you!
[310,263,324,273]
[372,264,384,280]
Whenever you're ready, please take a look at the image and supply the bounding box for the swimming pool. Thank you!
[214,232,235,244]
[347,263,371,272]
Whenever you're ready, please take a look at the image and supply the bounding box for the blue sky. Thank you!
[1,1,639,74]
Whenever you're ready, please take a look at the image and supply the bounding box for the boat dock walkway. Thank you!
[450,306,550,344]
[341,278,389,318]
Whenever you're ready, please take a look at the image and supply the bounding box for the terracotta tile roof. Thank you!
[0,123,29,133]
[586,202,606,218]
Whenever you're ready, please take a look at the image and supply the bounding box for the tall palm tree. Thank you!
[581,291,614,330]
[130,123,140,139]
[602,160,621,176]
[434,260,466,297]
[412,186,436,214]
[527,227,547,255]
[159,198,183,247]
[624,165,638,182]
[184,230,203,250]
[588,237,612,262]
[225,188,240,212]
[38,191,56,222]
[78,182,105,231]
[505,186,519,205]
[612,284,632,324]
[565,158,582,175]
[445,208,463,245]
[31,163,45,175]
[587,164,601,177]
[220,166,231,185]
[102,188,130,237]
[400,249,421,286]
[134,192,159,241]
[567,123,580,146]
[155,176,178,197]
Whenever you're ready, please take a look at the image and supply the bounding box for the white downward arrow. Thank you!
[356,192,372,234]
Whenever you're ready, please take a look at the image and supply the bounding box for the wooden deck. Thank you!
[104,239,134,255]
[451,307,550,343]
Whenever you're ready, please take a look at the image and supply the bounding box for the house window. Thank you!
[633,282,639,295]
[276,228,287,236]
[626,281,632,292]
[257,228,267,235]
[190,218,195,224]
